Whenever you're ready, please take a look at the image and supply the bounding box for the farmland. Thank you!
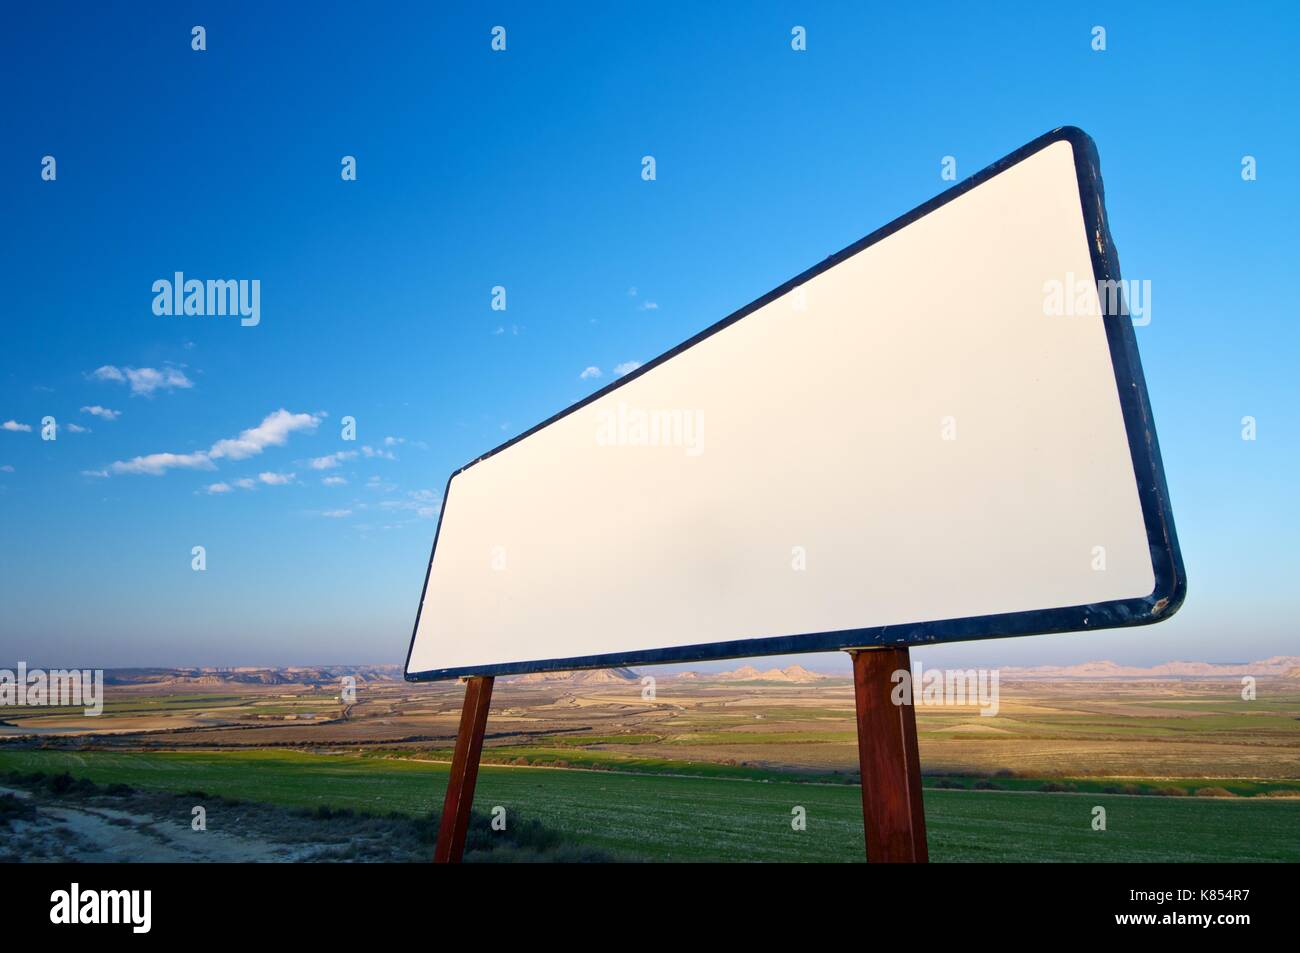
[2,667,1298,861]
[2,748,1298,862]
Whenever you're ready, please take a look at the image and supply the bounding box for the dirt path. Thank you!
[3,785,328,862]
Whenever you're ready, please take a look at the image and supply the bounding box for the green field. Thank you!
[4,749,1297,862]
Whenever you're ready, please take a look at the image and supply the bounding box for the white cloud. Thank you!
[92,365,193,397]
[108,451,213,476]
[232,478,256,490]
[102,409,322,477]
[2,420,32,432]
[205,482,233,494]
[580,366,602,380]
[258,471,295,485]
[81,405,121,420]
[65,423,89,433]
[383,436,405,446]
[321,509,352,518]
[377,488,442,519]
[321,475,348,487]
[409,489,440,518]
[627,287,638,297]
[308,450,358,470]
[613,361,642,377]
[209,410,322,462]
[641,301,659,311]
[361,445,396,460]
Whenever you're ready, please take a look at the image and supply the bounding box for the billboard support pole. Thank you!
[433,674,494,863]
[850,648,928,862]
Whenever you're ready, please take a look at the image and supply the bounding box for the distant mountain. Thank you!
[1000,656,1300,679]
[80,656,1300,688]
[101,666,401,687]
[704,664,829,683]
[506,667,640,686]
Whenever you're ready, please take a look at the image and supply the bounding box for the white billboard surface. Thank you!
[406,129,1183,680]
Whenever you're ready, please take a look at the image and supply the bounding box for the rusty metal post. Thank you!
[433,675,494,863]
[850,648,928,862]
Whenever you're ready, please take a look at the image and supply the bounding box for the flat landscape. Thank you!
[2,661,1298,861]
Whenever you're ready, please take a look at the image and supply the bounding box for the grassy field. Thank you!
[4,748,1298,862]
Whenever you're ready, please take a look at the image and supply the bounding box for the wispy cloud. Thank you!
[81,405,121,420]
[613,361,642,377]
[99,409,323,477]
[258,471,295,485]
[361,445,396,460]
[91,365,193,397]
[101,451,212,476]
[321,509,352,519]
[378,488,441,519]
[321,475,348,487]
[580,366,602,380]
[308,450,358,470]
[2,420,32,433]
[64,423,89,433]
[640,301,659,311]
[204,475,268,495]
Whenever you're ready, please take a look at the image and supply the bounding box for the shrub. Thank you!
[0,793,36,823]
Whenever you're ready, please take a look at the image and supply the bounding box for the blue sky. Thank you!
[1,2,1296,670]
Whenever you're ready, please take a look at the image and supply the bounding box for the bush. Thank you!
[46,772,97,796]
[311,804,355,820]
[0,793,36,824]
[1194,787,1237,798]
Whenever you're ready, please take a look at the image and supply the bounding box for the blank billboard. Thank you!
[406,127,1184,681]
